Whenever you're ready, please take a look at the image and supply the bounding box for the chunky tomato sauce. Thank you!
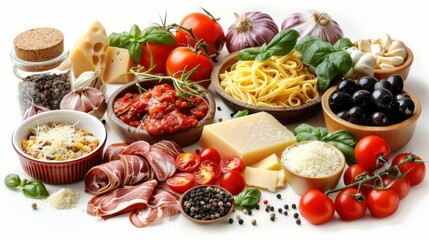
[113,84,208,135]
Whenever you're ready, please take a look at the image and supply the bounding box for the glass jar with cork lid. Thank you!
[10,27,73,115]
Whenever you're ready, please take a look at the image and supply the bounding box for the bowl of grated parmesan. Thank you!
[12,110,107,184]
[280,141,346,195]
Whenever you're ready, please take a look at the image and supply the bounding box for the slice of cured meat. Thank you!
[86,179,158,219]
[145,140,183,181]
[103,142,128,162]
[129,188,179,228]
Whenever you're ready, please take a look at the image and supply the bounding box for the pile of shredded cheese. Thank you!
[281,141,342,177]
[46,188,80,210]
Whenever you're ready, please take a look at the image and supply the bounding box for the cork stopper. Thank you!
[14,27,64,62]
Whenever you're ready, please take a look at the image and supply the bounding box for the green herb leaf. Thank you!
[142,26,177,45]
[333,38,353,51]
[4,173,21,189]
[293,123,328,139]
[328,51,353,75]
[316,61,338,92]
[323,130,357,147]
[238,48,261,61]
[326,141,357,166]
[129,24,142,40]
[300,40,334,67]
[21,179,49,199]
[295,36,321,53]
[235,188,261,209]
[128,43,143,64]
[232,109,249,118]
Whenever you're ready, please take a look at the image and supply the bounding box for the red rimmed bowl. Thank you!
[12,110,107,184]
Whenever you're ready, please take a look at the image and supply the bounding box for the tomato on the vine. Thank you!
[166,172,194,193]
[335,188,367,221]
[220,156,245,173]
[299,189,335,225]
[355,135,390,171]
[219,170,246,195]
[198,148,221,165]
[193,160,221,185]
[175,11,225,54]
[391,152,426,186]
[175,153,201,173]
[139,41,177,74]
[343,164,373,195]
[165,47,213,88]
[367,189,399,218]
[382,175,410,200]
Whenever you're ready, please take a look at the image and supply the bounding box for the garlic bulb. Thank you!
[281,10,343,45]
[345,46,376,79]
[22,102,50,121]
[60,87,107,118]
[74,66,106,95]
[226,11,279,53]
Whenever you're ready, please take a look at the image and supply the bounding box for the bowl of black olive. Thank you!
[321,74,421,152]
[179,185,235,224]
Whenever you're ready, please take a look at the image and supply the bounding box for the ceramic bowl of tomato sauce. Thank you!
[106,78,215,147]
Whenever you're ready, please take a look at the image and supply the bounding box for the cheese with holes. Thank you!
[102,47,136,84]
[252,154,282,170]
[70,19,109,79]
[198,112,296,166]
[244,167,278,192]
[276,169,287,188]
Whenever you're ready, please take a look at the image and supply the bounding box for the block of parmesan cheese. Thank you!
[276,169,287,189]
[70,19,109,79]
[102,47,136,84]
[244,167,278,192]
[198,112,296,166]
[252,153,282,170]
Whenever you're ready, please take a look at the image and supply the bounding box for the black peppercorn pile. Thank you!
[182,186,234,221]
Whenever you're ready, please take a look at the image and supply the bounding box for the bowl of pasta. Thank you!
[211,50,322,123]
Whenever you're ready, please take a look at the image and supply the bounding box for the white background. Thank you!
[1,0,428,239]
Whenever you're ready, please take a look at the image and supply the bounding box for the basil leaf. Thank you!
[333,38,353,51]
[21,179,49,199]
[300,40,334,67]
[295,132,319,142]
[316,61,338,92]
[325,141,357,166]
[324,130,357,147]
[238,48,261,61]
[128,43,143,64]
[129,24,142,41]
[293,123,328,139]
[4,173,21,189]
[142,26,177,45]
[235,188,261,209]
[257,29,299,62]
[109,32,131,48]
[295,36,322,53]
[329,51,353,75]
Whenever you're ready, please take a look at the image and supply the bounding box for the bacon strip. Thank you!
[87,179,158,219]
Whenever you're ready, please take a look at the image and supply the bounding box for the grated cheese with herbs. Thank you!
[281,141,342,177]
[46,188,80,210]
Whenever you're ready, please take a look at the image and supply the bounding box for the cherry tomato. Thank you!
[343,164,373,195]
[220,156,245,174]
[198,148,221,165]
[175,153,201,173]
[391,152,426,186]
[367,189,399,218]
[355,135,390,171]
[165,47,213,88]
[175,11,225,54]
[382,175,411,200]
[219,170,246,195]
[166,173,194,193]
[139,41,177,74]
[335,188,367,221]
[193,160,221,185]
[299,189,335,225]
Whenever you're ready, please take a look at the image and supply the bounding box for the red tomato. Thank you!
[175,153,201,173]
[299,189,335,225]
[166,173,194,193]
[220,156,245,174]
[382,175,411,200]
[219,170,246,195]
[193,160,221,185]
[355,135,391,171]
[335,188,367,221]
[391,152,426,186]
[175,11,225,54]
[139,42,177,74]
[165,47,213,88]
[367,189,399,218]
[198,148,221,165]
[343,164,373,195]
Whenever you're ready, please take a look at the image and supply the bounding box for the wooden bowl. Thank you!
[179,185,235,224]
[321,86,421,152]
[106,79,215,147]
[280,141,346,196]
[211,51,322,124]
[374,47,414,81]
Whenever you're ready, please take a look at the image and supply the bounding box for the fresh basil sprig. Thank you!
[4,173,49,199]
[235,187,261,210]
[238,29,300,62]
[109,25,177,64]
[293,124,358,166]
[295,36,353,92]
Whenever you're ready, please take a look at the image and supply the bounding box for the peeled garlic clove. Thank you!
[372,33,392,51]
[357,39,372,53]
[60,87,107,119]
[387,40,407,58]
[378,56,404,66]
[74,67,106,95]
[355,53,376,76]
[380,63,395,69]
[371,44,383,55]
[385,48,406,58]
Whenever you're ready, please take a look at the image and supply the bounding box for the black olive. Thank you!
[347,106,367,124]
[373,80,393,93]
[387,74,404,96]
[357,76,378,92]
[371,88,394,113]
[352,89,372,108]
[329,92,353,113]
[395,92,411,101]
[369,112,390,126]
[336,110,348,120]
[395,98,415,119]
[337,78,358,95]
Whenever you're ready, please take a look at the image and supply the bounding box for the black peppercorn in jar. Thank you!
[10,27,73,114]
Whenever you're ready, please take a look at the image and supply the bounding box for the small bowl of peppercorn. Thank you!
[179,185,235,224]
[321,74,421,152]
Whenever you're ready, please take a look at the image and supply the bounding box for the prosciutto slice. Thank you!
[87,179,158,219]
[103,142,128,162]
[145,140,183,181]
[129,188,179,228]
